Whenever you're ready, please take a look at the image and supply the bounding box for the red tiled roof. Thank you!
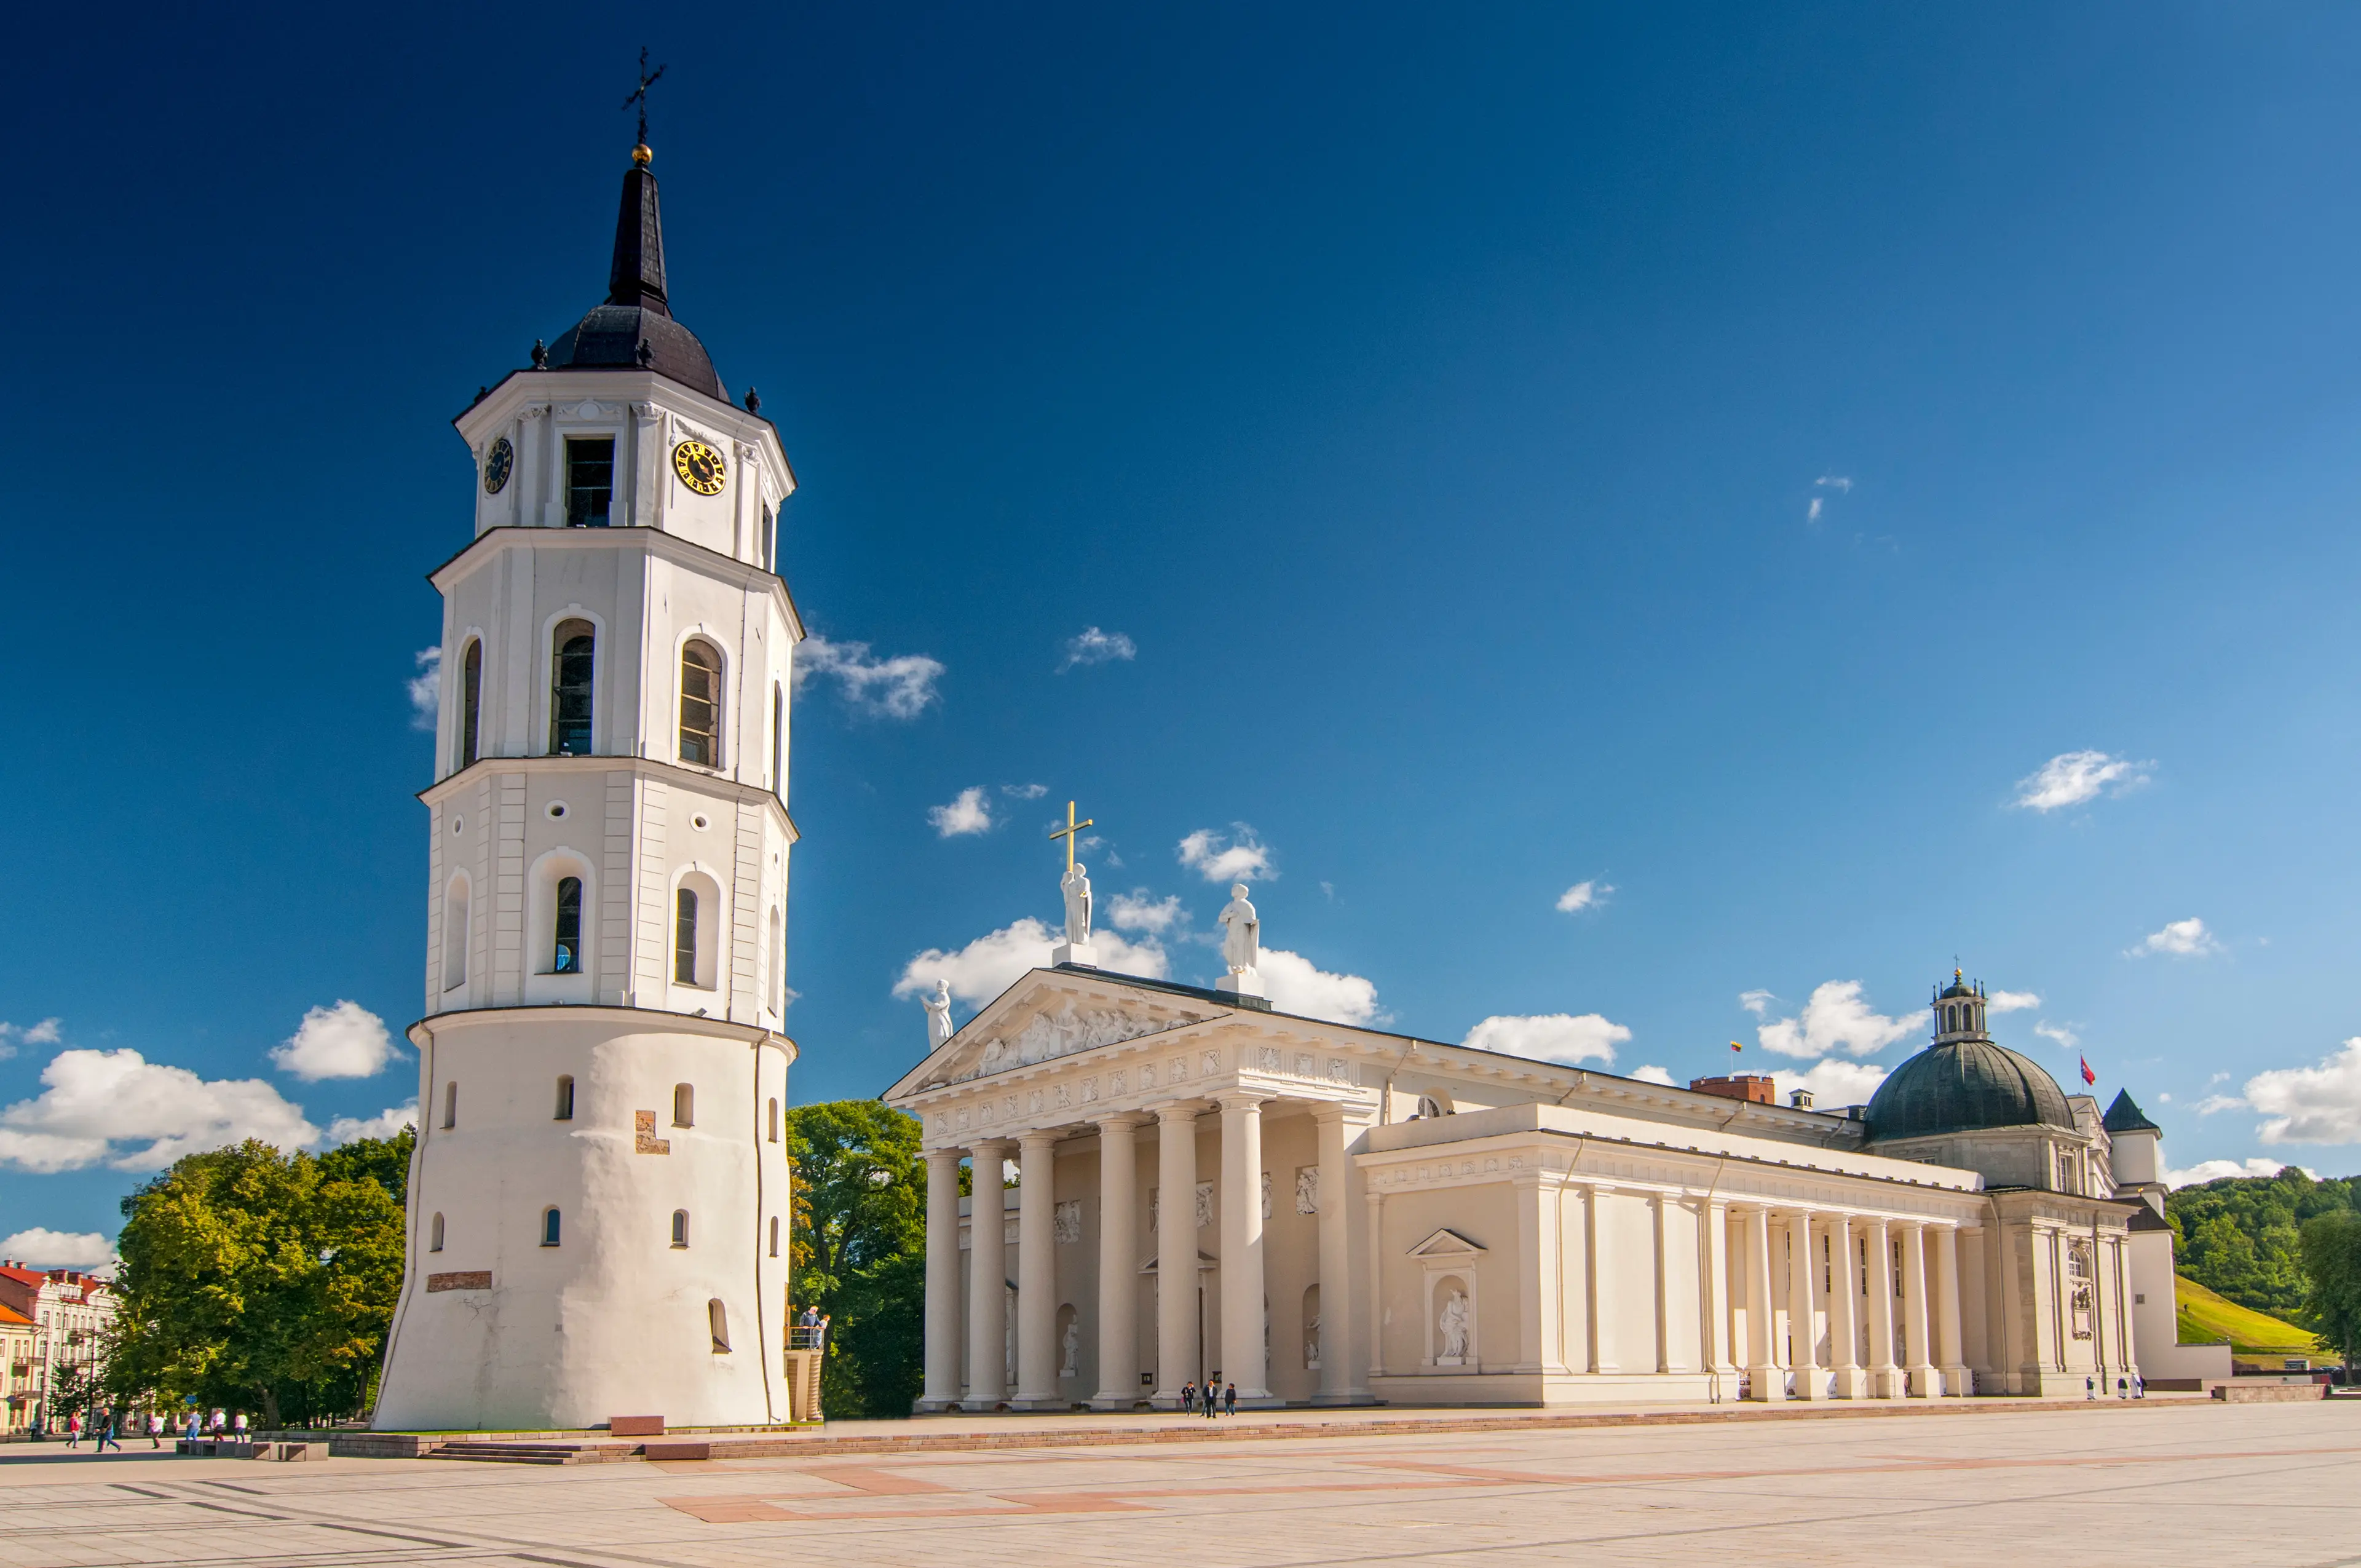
[0,1302,31,1327]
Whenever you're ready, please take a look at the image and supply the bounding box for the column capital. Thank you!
[925,1146,965,1167]
[967,1136,1015,1158]
[1154,1100,1207,1125]
[1092,1109,1147,1133]
[1310,1100,1375,1128]
[1017,1128,1061,1152]
[1214,1088,1270,1113]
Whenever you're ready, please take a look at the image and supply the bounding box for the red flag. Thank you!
[2079,1056,2096,1087]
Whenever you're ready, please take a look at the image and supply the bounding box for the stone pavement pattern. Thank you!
[0,1404,2354,1566]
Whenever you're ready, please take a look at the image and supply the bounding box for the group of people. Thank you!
[51,1407,243,1449]
[1178,1379,1238,1417]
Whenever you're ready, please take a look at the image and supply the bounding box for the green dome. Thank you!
[1864,1039,2076,1142]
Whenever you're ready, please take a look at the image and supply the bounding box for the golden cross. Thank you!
[1048,799,1094,873]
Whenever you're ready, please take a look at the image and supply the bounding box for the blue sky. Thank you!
[5,2,2361,1259]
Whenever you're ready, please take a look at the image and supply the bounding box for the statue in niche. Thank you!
[1005,1284,1018,1386]
[1217,883,1260,978]
[922,979,954,1050]
[1260,1171,1272,1221]
[1295,1166,1319,1216]
[1195,1182,1215,1229]
[1305,1312,1321,1370]
[1438,1289,1471,1362]
[1061,1318,1080,1378]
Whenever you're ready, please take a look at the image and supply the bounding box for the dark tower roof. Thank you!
[547,146,727,400]
[2103,1088,2162,1136]
[1864,1037,2076,1143]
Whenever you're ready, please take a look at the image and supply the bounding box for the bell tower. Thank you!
[373,124,803,1432]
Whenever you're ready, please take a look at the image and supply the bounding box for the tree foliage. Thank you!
[103,1130,412,1427]
[2300,1210,2361,1369]
[2167,1168,2355,1320]
[784,1101,925,1419]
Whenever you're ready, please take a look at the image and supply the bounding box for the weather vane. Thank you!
[623,46,667,150]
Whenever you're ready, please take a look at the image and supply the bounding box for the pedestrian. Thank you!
[232,1412,248,1435]
[1180,1380,1194,1414]
[2084,1376,2095,1401]
[148,1412,162,1448]
[66,1412,82,1449]
[2134,1372,2145,1400]
[1224,1382,1236,1416]
[1204,1379,1217,1419]
[96,1412,121,1453]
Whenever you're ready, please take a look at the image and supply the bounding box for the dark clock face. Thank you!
[483,436,514,495]
[673,438,726,496]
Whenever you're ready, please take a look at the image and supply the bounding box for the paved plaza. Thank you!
[1,1402,2354,1567]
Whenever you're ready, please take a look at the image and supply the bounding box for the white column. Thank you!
[1745,1205,1782,1400]
[1091,1114,1142,1409]
[1154,1104,1200,1405]
[1789,1210,1822,1399]
[1366,1187,1388,1380]
[1867,1216,1900,1398]
[1218,1093,1272,1403]
[1901,1221,1936,1397]
[1314,1106,1364,1403]
[1701,1197,1734,1395]
[1014,1130,1060,1407]
[1828,1213,1863,1399]
[1934,1224,1967,1396]
[920,1147,963,1411]
[1583,1184,1610,1372]
[1651,1194,1672,1373]
[966,1139,1011,1406]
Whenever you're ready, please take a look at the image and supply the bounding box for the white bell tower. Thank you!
[373,129,802,1432]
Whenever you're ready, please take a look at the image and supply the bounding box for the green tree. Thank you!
[104,1130,412,1427]
[2300,1210,2361,1371]
[784,1101,925,1419]
[2167,1168,2355,1319]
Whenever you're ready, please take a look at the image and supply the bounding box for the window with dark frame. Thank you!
[565,437,614,527]
[459,639,483,768]
[674,887,699,984]
[679,643,719,766]
[550,620,595,754]
[553,876,583,973]
[554,1075,575,1120]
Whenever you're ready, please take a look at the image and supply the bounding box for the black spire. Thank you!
[606,153,671,317]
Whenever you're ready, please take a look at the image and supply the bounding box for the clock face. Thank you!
[673,439,726,496]
[483,436,514,495]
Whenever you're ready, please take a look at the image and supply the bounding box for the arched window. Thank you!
[769,1216,780,1257]
[553,876,583,974]
[767,908,783,1011]
[542,1207,561,1247]
[770,681,783,793]
[554,1075,575,1120]
[674,887,699,984]
[708,1298,732,1353]
[443,1082,457,1130]
[1415,1095,1444,1120]
[672,1210,690,1248]
[550,620,595,754]
[673,1083,694,1128]
[429,1213,445,1253]
[679,641,721,766]
[767,1097,780,1143]
[442,879,470,991]
[459,639,483,769]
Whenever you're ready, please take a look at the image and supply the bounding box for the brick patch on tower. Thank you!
[635,1110,671,1154]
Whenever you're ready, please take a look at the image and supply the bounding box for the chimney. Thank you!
[1789,1088,1815,1110]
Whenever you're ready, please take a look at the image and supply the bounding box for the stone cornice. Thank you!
[417,752,797,842]
[425,523,805,643]
[406,1005,797,1062]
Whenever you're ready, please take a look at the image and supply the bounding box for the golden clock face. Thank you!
[483,436,513,495]
[673,439,726,496]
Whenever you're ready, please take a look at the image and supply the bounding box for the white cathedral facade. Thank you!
[885,959,2175,1410]
[373,133,802,1431]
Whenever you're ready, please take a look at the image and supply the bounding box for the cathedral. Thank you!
[884,960,2175,1409]
[373,126,801,1431]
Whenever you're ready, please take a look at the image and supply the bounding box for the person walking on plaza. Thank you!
[65,1412,81,1449]
[95,1411,121,1452]
[148,1412,162,1447]
[1180,1380,1194,1414]
[1224,1382,1237,1416]
[1204,1380,1218,1418]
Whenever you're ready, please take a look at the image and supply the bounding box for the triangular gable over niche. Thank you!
[1140,1251,1220,1273]
[1407,1228,1487,1259]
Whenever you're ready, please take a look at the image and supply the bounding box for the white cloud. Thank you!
[328,1101,419,1144]
[406,647,441,731]
[1752,980,1924,1059]
[1555,880,1614,914]
[1817,475,1854,492]
[1177,825,1273,884]
[1771,1058,1889,1109]
[2033,1020,2081,1051]
[1107,892,1184,934]
[0,1049,320,1173]
[0,1018,63,1061]
[894,919,1171,1008]
[2193,1093,2247,1115]
[1630,1064,1676,1086]
[1463,1013,1629,1067]
[927,786,994,837]
[1002,783,1048,799]
[270,1001,397,1082]
[1257,948,1379,1026]
[793,633,944,719]
[1059,627,1136,671]
[2129,917,2223,959]
[1987,990,2039,1013]
[1806,496,1823,522]
[1738,990,1775,1016]
[0,1229,116,1270]
[2164,1157,2300,1189]
[2242,1038,2361,1145]
[2012,750,2154,812]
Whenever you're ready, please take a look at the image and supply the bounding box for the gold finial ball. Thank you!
[633,141,653,167]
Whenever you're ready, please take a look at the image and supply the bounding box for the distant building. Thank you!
[0,1264,119,1427]
[0,1301,34,1431]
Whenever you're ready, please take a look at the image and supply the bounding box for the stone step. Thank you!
[425,1443,599,1465]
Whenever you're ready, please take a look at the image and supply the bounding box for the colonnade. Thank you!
[1720,1200,1967,1400]
[919,1096,1369,1411]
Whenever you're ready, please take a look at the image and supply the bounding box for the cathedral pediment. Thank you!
[895,970,1225,1093]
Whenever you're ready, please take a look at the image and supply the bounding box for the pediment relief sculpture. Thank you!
[957,998,1207,1082]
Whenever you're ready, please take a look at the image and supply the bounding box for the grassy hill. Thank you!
[2176,1273,2319,1355]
